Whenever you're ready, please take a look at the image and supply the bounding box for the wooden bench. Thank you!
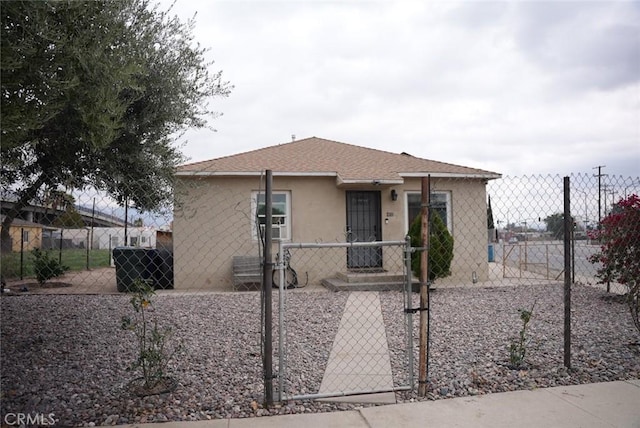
[232,256,262,290]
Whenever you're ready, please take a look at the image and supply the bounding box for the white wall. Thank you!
[89,227,158,249]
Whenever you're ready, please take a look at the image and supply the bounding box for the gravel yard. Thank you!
[1,284,639,426]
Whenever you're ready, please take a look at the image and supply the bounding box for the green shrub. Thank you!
[1,252,22,279]
[409,212,454,281]
[31,248,69,285]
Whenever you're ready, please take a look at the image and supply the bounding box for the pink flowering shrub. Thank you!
[588,194,640,334]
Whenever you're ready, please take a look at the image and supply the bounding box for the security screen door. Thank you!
[346,191,382,269]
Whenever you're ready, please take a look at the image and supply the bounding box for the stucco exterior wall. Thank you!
[173,175,490,290]
[387,178,489,282]
[8,225,42,252]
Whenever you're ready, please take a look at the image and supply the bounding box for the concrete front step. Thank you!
[321,277,408,292]
[336,271,405,284]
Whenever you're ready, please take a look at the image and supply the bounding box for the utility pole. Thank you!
[592,166,606,227]
[602,184,609,217]
[608,189,617,213]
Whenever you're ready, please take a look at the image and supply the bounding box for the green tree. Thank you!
[43,190,75,212]
[1,0,231,250]
[544,213,569,240]
[53,207,85,228]
[409,212,454,281]
[487,195,495,230]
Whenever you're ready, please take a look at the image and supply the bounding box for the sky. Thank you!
[161,0,639,179]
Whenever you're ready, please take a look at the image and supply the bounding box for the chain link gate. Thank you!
[272,239,416,402]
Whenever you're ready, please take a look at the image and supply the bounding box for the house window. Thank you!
[22,230,30,243]
[252,191,291,240]
[406,191,452,232]
[130,236,138,247]
[141,236,147,244]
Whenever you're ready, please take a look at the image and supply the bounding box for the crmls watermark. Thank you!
[3,412,57,426]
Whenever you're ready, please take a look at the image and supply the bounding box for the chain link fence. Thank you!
[1,171,638,425]
[3,172,637,293]
[272,241,413,401]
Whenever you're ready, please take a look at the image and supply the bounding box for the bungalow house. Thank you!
[0,216,56,252]
[173,137,501,291]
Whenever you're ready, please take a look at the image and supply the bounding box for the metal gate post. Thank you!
[405,235,415,390]
[263,170,274,406]
[277,239,286,402]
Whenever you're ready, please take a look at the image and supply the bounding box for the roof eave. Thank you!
[336,177,405,186]
[175,171,338,178]
[399,172,502,180]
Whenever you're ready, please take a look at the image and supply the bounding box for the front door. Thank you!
[346,191,382,269]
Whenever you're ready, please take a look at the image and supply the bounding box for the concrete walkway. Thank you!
[125,379,640,428]
[317,291,396,404]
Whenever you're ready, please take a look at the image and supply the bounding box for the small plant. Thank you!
[508,301,536,369]
[121,279,179,395]
[31,248,69,285]
[409,212,454,281]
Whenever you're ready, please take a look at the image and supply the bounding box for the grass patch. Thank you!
[1,249,111,280]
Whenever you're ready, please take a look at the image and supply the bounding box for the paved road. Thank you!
[493,240,601,280]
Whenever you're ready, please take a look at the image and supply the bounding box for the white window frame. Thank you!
[405,191,453,233]
[22,230,30,243]
[251,191,291,241]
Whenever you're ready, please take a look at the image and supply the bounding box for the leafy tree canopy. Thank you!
[52,207,85,228]
[1,0,231,247]
[487,195,495,230]
[543,213,575,240]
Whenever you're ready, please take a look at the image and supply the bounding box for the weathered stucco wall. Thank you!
[173,175,490,290]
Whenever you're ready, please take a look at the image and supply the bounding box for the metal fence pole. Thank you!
[263,170,274,406]
[418,175,430,396]
[563,176,572,369]
[58,228,63,264]
[86,229,90,270]
[571,226,575,284]
[277,238,285,402]
[404,234,414,390]
[20,227,24,280]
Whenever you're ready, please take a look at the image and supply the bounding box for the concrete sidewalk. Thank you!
[126,379,640,428]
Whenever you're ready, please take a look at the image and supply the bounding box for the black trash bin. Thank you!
[113,247,153,292]
[151,249,174,290]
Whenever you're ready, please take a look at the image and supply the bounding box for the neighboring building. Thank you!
[0,216,56,252]
[173,137,501,291]
[60,227,159,250]
[156,229,173,250]
[93,227,158,249]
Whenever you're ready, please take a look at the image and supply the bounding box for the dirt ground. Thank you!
[1,262,625,296]
[2,267,119,295]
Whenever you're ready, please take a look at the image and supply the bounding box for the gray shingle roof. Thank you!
[177,137,501,182]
